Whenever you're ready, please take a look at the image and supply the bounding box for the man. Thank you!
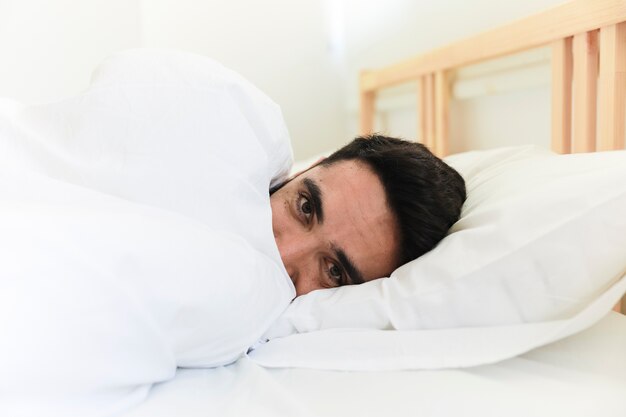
[271,134,466,296]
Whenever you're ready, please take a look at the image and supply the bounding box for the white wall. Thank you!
[0,0,576,161]
[0,0,142,104]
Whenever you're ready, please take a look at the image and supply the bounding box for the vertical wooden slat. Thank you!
[359,71,376,136]
[551,37,573,154]
[359,90,376,136]
[598,22,626,151]
[434,71,449,157]
[572,30,599,153]
[424,73,436,151]
[423,75,431,148]
[418,78,427,144]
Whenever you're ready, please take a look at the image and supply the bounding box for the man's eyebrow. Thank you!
[303,178,324,223]
[333,246,365,285]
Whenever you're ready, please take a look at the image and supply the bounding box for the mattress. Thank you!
[123,312,626,417]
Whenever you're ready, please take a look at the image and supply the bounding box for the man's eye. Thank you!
[298,194,313,220]
[327,263,344,285]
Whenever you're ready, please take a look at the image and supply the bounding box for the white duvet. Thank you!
[0,49,295,416]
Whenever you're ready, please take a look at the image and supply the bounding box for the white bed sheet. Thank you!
[122,312,626,417]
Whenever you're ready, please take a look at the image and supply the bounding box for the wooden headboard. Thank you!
[359,0,626,158]
[358,0,625,313]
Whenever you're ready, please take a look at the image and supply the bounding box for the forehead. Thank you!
[312,160,379,193]
[302,160,401,280]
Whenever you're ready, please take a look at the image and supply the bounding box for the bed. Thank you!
[124,312,626,417]
[117,1,626,416]
[2,1,625,416]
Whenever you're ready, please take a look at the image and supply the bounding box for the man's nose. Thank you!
[275,230,317,284]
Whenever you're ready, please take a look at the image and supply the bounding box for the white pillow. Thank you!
[249,274,626,370]
[253,146,626,369]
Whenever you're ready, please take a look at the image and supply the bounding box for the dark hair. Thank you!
[320,134,466,266]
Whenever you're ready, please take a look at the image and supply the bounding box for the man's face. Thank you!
[271,159,400,296]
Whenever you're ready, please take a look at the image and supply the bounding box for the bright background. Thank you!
[0,0,567,160]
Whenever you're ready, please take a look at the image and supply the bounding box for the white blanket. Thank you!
[0,49,295,417]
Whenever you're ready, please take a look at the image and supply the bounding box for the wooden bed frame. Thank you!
[358,0,626,313]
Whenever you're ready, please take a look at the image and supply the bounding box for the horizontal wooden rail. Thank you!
[361,0,626,92]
